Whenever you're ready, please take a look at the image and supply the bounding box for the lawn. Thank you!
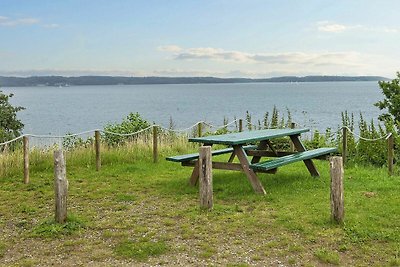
[0,145,399,266]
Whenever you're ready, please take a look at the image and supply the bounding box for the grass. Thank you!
[114,239,168,260]
[30,214,86,238]
[0,141,399,265]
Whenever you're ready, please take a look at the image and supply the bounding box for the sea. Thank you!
[1,81,384,136]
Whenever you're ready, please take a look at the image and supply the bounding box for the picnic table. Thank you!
[166,128,337,194]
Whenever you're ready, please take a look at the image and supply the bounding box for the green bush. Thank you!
[0,91,25,148]
[102,112,151,146]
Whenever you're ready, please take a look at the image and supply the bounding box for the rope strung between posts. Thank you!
[101,125,154,136]
[0,119,241,146]
[202,119,239,129]
[158,122,202,133]
[26,129,99,139]
[0,120,393,147]
[341,126,391,141]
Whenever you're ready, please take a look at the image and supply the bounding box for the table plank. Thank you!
[189,128,309,145]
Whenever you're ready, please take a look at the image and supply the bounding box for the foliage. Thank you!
[0,91,25,145]
[31,214,86,238]
[0,242,5,258]
[114,239,168,260]
[62,133,93,150]
[375,72,400,130]
[103,112,151,146]
[0,142,399,265]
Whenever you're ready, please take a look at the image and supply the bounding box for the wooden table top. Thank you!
[189,128,309,145]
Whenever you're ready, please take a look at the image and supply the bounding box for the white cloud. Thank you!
[0,16,40,26]
[0,15,59,28]
[160,45,364,68]
[0,69,140,77]
[157,45,183,52]
[317,21,398,33]
[43,23,60,28]
[317,21,349,33]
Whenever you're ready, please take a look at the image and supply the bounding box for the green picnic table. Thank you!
[167,128,337,194]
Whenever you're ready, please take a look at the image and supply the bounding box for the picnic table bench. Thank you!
[166,128,337,194]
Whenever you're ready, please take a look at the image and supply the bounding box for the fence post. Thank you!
[198,122,202,137]
[153,125,158,163]
[330,156,344,224]
[388,133,394,176]
[54,150,68,224]
[95,130,101,171]
[199,146,213,210]
[342,127,347,166]
[290,122,296,152]
[239,119,243,132]
[23,136,29,184]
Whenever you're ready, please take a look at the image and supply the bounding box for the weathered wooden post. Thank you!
[290,122,296,152]
[54,150,68,224]
[342,127,347,166]
[330,156,344,224]
[388,133,394,176]
[199,146,213,210]
[153,125,158,163]
[95,130,101,171]
[197,122,202,137]
[239,119,243,132]
[23,136,29,184]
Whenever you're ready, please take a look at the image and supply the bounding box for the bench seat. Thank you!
[250,147,337,171]
[166,145,257,162]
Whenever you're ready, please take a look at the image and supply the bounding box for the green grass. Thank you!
[31,214,86,238]
[0,242,6,258]
[0,142,399,265]
[314,248,340,265]
[114,239,168,260]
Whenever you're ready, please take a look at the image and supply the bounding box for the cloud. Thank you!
[159,45,364,68]
[0,16,40,26]
[0,69,141,77]
[43,23,60,28]
[0,15,59,28]
[317,21,398,33]
[157,45,183,52]
[317,21,349,33]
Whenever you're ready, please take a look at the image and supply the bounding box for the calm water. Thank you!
[2,82,383,135]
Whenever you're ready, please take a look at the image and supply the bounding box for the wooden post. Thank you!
[153,125,158,163]
[54,150,68,224]
[23,136,29,184]
[342,127,347,166]
[199,146,213,210]
[290,122,296,152]
[388,133,394,176]
[239,119,243,132]
[198,122,202,137]
[330,156,344,224]
[95,130,101,171]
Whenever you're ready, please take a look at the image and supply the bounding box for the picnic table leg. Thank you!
[251,140,269,164]
[228,152,236,162]
[189,160,200,186]
[290,135,320,177]
[234,146,266,194]
[188,143,213,186]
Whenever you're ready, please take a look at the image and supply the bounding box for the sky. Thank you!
[0,0,399,78]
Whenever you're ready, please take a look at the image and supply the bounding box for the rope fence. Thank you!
[0,119,396,184]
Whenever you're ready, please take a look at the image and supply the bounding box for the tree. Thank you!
[0,91,25,143]
[375,72,400,129]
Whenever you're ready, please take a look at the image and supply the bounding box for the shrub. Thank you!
[0,91,25,148]
[102,112,151,146]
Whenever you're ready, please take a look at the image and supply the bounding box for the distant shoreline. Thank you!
[0,75,389,87]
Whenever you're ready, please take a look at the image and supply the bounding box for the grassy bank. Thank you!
[0,143,399,266]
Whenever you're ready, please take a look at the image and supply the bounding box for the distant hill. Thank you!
[0,75,389,87]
